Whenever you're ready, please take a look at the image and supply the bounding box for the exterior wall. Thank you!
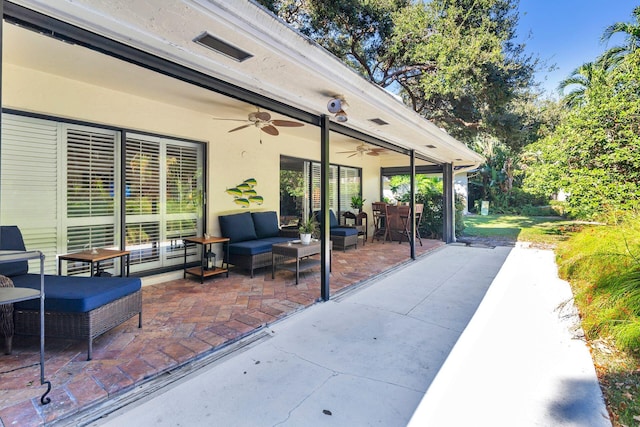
[2,63,380,240]
[454,172,469,215]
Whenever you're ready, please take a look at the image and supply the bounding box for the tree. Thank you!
[258,0,539,147]
[601,6,640,67]
[523,50,640,219]
[389,0,537,143]
[557,62,604,108]
[257,0,410,85]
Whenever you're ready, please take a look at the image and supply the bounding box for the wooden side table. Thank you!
[183,236,230,283]
[58,248,130,277]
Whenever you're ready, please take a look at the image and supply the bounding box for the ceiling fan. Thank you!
[337,143,386,158]
[214,109,304,139]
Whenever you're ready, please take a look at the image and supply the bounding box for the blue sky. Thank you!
[516,0,638,98]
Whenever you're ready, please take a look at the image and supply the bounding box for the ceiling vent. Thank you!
[425,144,437,149]
[369,118,389,126]
[194,32,253,62]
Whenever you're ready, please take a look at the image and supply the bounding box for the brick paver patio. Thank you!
[0,239,443,425]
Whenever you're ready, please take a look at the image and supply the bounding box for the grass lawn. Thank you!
[461,214,585,245]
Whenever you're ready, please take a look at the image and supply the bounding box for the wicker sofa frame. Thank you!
[227,251,271,278]
[14,289,142,360]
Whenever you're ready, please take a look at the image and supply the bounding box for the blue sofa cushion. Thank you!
[228,240,274,256]
[12,274,141,313]
[329,210,340,228]
[0,226,29,277]
[219,212,257,243]
[330,227,358,237]
[312,210,339,229]
[252,211,280,239]
[228,236,296,256]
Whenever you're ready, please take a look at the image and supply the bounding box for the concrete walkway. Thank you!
[85,245,610,427]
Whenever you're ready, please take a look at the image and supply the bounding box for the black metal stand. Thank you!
[0,250,51,405]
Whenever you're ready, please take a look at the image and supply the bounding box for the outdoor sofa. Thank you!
[0,226,142,360]
[218,211,296,277]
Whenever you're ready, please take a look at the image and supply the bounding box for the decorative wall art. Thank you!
[225,178,263,208]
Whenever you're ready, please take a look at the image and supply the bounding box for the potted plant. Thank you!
[298,216,318,245]
[350,195,366,213]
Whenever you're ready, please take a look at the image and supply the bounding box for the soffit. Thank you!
[6,0,484,168]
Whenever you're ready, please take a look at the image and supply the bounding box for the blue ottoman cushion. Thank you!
[12,274,141,313]
[330,227,358,237]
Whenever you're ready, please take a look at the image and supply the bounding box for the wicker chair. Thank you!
[0,274,14,355]
[0,225,142,360]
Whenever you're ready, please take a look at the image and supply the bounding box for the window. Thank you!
[0,114,60,272]
[280,155,361,224]
[340,166,361,215]
[0,113,204,275]
[125,134,203,270]
[66,126,119,274]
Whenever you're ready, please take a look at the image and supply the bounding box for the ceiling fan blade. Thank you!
[261,125,279,136]
[271,120,304,128]
[254,111,271,121]
[348,152,358,158]
[336,150,357,154]
[366,151,380,156]
[212,117,251,122]
[228,124,253,133]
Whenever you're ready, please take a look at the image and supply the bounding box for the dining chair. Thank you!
[396,204,411,244]
[414,203,424,246]
[371,202,387,242]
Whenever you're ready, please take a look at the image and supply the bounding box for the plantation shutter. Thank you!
[340,166,361,214]
[310,162,321,213]
[0,114,60,273]
[1,114,203,275]
[309,162,338,215]
[64,125,119,274]
[125,135,202,269]
[126,135,161,267]
[329,165,338,213]
[165,142,200,262]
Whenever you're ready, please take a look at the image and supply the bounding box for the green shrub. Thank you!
[520,205,556,216]
[556,213,640,351]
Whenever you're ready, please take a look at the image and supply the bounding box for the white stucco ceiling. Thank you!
[5,0,484,169]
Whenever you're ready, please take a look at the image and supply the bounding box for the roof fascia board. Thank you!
[6,0,483,167]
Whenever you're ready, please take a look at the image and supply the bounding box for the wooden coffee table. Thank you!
[271,240,331,284]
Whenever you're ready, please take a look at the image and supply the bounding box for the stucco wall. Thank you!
[2,63,380,237]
